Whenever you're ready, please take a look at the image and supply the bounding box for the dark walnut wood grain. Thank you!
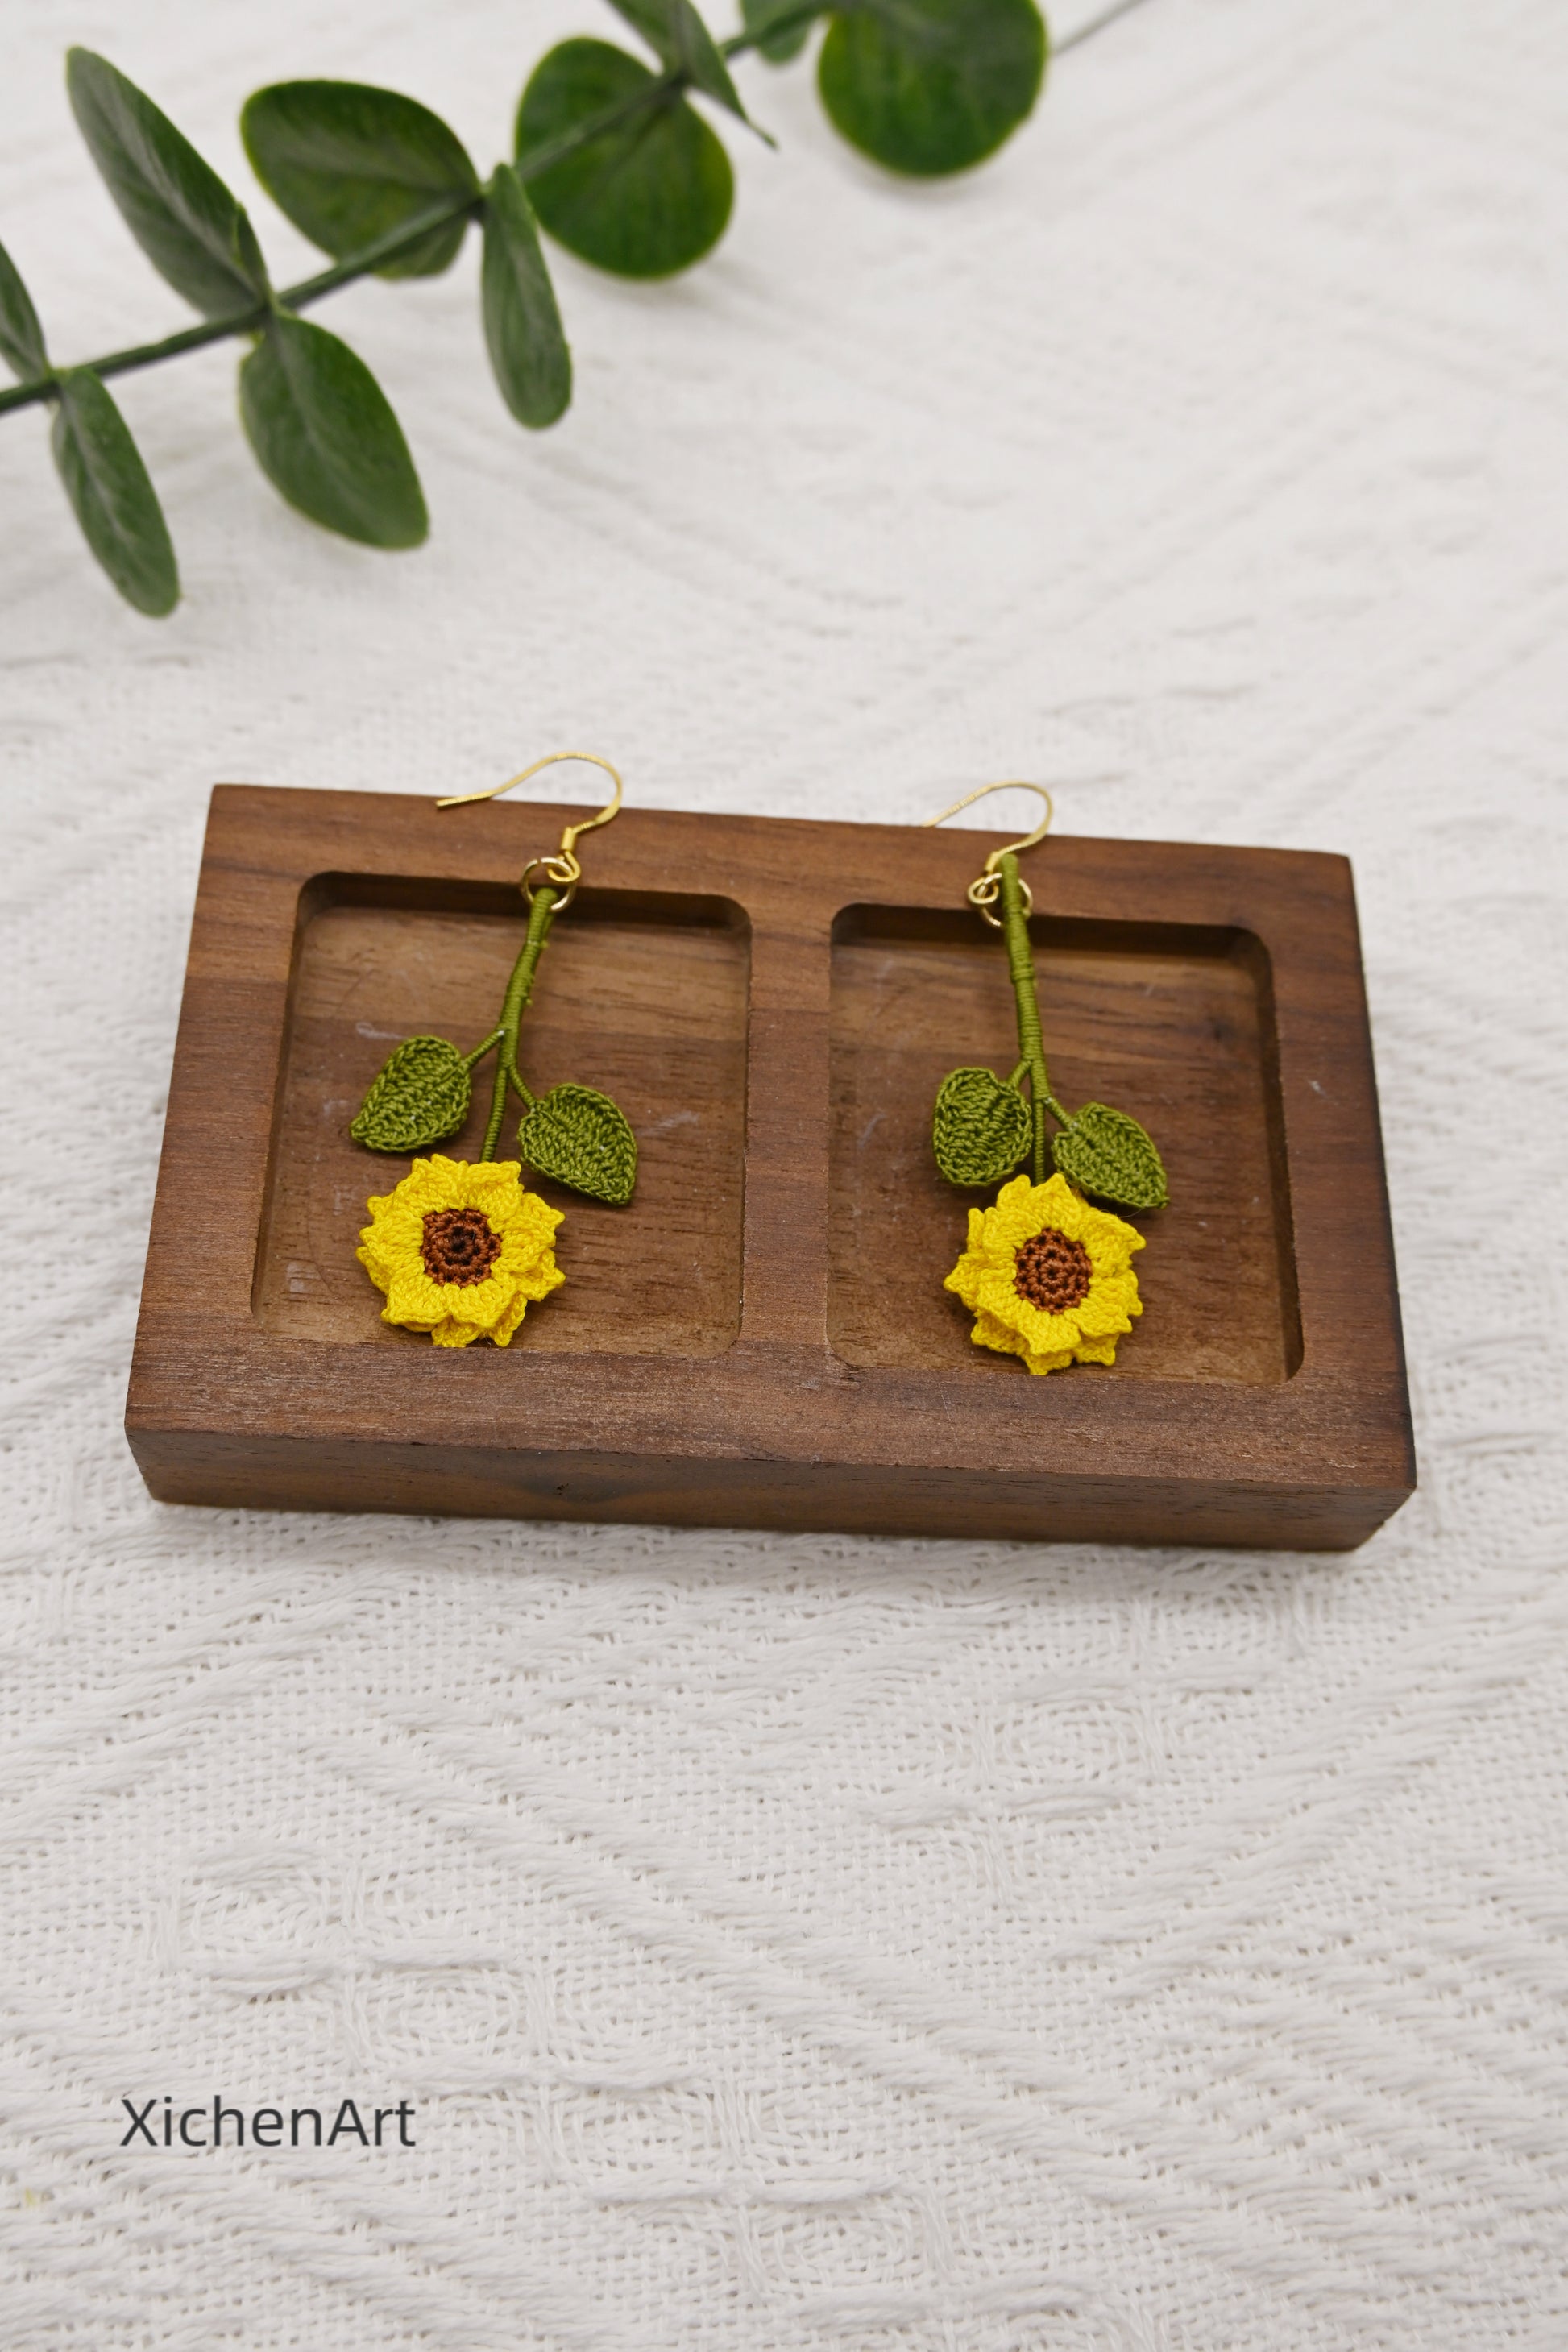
[126,786,1414,1549]
[256,885,748,1359]
[830,910,1295,1386]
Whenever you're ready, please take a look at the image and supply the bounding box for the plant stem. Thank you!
[0,195,481,415]
[998,852,1070,1182]
[0,0,1153,423]
[480,886,557,1160]
[718,4,823,60]
[0,81,676,417]
[462,1026,504,1070]
[1054,0,1155,56]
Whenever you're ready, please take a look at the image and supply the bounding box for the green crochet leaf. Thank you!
[932,1065,1031,1188]
[1052,1102,1168,1211]
[519,1083,637,1205]
[351,1035,471,1151]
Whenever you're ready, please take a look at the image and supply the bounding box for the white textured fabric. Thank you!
[3,0,1568,2342]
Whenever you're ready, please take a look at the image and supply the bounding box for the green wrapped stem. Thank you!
[480,883,556,1160]
[998,852,1067,1182]
[931,852,1168,1207]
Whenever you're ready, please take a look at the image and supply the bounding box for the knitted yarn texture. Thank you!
[945,1169,1144,1371]
[351,1035,473,1152]
[518,1081,638,1205]
[929,854,1168,1209]
[932,1064,1034,1186]
[358,1155,564,1345]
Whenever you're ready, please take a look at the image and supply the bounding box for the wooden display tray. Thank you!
[126,786,1414,1549]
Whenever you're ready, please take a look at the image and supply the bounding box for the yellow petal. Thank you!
[1075,1274,1139,1338]
[973,1267,1031,1327]
[500,1190,564,1254]
[514,1254,566,1304]
[454,1162,524,1213]
[970,1309,1030,1362]
[1080,1209,1143,1277]
[1081,1234,1130,1281]
[430,1316,480,1346]
[985,1176,1047,1251]
[390,1172,438,1203]
[1016,1302,1087,1354]
[1035,1172,1089,1242]
[379,1202,428,1249]
[392,1253,462,1309]
[1072,1334,1118,1366]
[491,1288,532,1346]
[464,1156,520,1186]
[944,1251,985,1309]
[355,1240,389,1293]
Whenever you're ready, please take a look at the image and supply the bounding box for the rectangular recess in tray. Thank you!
[829,907,1298,1387]
[255,879,749,1361]
[127,786,1413,1551]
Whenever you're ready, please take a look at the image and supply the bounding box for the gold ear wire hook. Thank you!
[924,779,1053,927]
[437,750,624,910]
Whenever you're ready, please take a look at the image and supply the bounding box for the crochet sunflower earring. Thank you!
[927,782,1168,1375]
[351,752,637,1348]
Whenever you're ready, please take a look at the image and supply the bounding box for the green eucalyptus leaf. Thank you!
[50,367,179,616]
[742,0,819,64]
[66,48,268,317]
[1052,1101,1169,1212]
[0,236,48,379]
[519,1082,637,1205]
[240,81,480,279]
[603,0,756,130]
[481,164,571,429]
[516,40,732,280]
[239,309,427,548]
[818,0,1047,177]
[932,1064,1031,1188]
[351,1035,471,1151]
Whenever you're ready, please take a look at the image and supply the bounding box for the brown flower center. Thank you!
[1014,1226,1093,1314]
[421,1205,501,1288]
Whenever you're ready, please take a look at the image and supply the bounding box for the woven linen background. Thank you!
[3,0,1567,2343]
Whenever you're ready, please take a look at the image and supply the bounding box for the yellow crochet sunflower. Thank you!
[944,1171,1144,1374]
[358,1155,564,1347]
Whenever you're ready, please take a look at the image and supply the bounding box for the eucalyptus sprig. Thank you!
[0,0,1145,616]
